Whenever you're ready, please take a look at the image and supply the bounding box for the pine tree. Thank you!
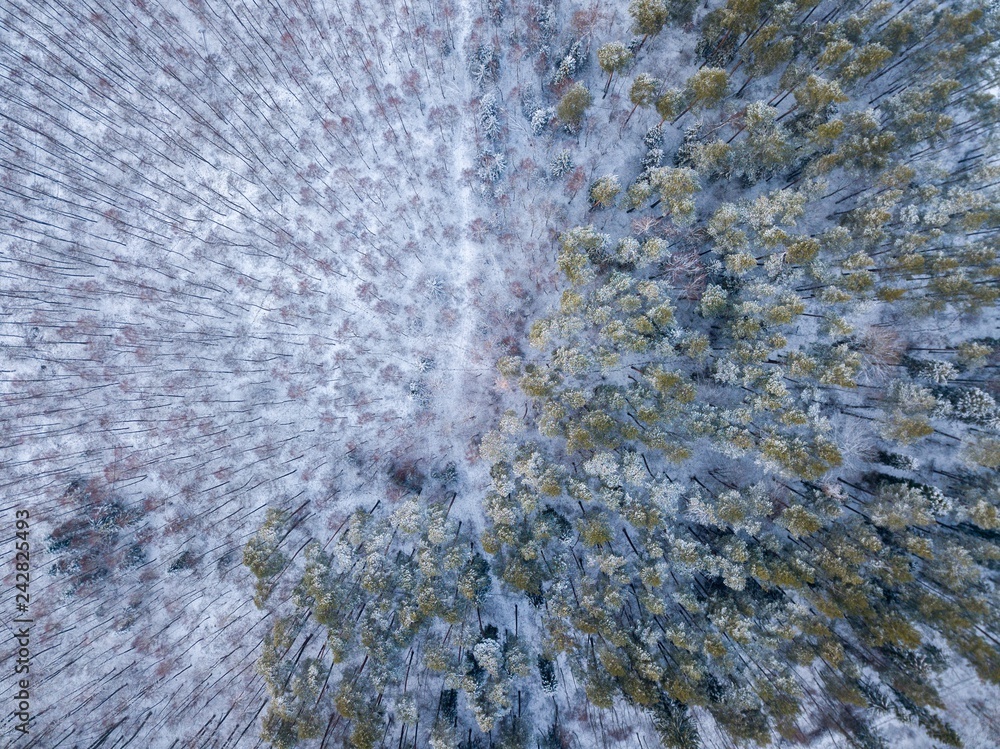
[646,167,700,224]
[630,0,670,40]
[838,44,893,85]
[794,75,849,116]
[682,67,729,115]
[625,73,663,127]
[655,88,685,125]
[597,42,633,98]
[556,83,593,133]
[244,509,289,605]
[733,102,793,183]
[589,174,622,209]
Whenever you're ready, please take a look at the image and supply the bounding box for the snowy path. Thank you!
[435,0,488,442]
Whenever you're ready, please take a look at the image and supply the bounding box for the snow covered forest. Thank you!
[1,0,999,746]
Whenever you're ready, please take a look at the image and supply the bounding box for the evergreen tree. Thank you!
[589,174,622,209]
[597,42,633,98]
[556,83,593,133]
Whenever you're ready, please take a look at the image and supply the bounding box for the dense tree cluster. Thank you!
[46,479,148,598]
[471,0,1000,745]
[243,0,1000,746]
[249,488,538,748]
